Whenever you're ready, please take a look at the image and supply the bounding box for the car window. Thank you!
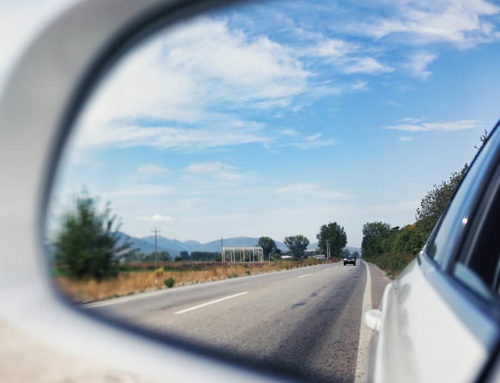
[426,125,500,270]
[451,149,500,301]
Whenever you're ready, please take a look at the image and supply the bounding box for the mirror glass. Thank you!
[45,0,500,381]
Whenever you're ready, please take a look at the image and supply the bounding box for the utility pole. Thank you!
[221,236,224,262]
[151,227,161,285]
[326,239,330,260]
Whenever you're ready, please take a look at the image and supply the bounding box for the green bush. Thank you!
[164,277,175,288]
[54,193,129,281]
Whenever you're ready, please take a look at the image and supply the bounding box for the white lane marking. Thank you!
[355,261,373,383]
[174,292,248,315]
[298,273,312,278]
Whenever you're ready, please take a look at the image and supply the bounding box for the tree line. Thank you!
[257,221,349,260]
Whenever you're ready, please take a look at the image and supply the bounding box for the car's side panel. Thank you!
[373,257,495,383]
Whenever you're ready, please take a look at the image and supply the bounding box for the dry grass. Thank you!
[55,259,326,303]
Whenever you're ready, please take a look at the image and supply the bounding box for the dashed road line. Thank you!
[298,273,312,278]
[174,292,248,315]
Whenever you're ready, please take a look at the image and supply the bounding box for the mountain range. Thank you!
[119,232,361,257]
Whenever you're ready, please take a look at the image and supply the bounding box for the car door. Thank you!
[372,123,500,383]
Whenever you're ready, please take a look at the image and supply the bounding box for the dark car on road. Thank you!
[343,255,356,266]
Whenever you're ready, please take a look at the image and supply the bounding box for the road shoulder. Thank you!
[354,261,390,383]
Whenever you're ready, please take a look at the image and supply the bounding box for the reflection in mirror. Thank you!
[45,0,500,381]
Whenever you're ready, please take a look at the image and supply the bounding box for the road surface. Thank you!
[87,262,387,383]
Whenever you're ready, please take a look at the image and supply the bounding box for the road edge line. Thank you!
[354,260,372,383]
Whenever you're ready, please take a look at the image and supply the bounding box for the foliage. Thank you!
[190,251,220,261]
[157,251,171,261]
[367,252,415,279]
[362,222,426,277]
[361,222,392,259]
[316,222,347,258]
[474,129,489,150]
[284,235,310,258]
[179,250,190,260]
[257,236,277,261]
[164,277,175,288]
[351,251,360,258]
[54,193,129,281]
[392,224,426,255]
[122,250,170,262]
[415,165,467,236]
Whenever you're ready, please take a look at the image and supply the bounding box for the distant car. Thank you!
[365,121,500,382]
[343,255,356,266]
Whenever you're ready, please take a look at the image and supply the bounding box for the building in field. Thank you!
[222,246,264,263]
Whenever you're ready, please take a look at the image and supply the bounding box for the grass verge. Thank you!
[365,253,415,278]
[55,259,330,303]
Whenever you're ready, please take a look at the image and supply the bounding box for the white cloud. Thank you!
[307,38,357,59]
[401,117,423,123]
[384,119,480,132]
[280,129,300,136]
[306,132,322,141]
[139,214,173,223]
[351,0,500,47]
[350,81,368,91]
[137,164,168,174]
[76,123,270,150]
[305,37,393,74]
[73,16,310,151]
[399,136,414,142]
[406,52,437,79]
[282,138,335,150]
[185,161,242,180]
[275,183,320,193]
[343,57,394,74]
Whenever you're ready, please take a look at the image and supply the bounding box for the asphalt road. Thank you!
[87,262,371,383]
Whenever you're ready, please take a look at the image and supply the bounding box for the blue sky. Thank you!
[39,0,500,247]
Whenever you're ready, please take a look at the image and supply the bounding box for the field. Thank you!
[55,259,330,303]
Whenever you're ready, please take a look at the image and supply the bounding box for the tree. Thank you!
[257,236,277,261]
[55,193,129,281]
[157,251,171,261]
[361,222,392,259]
[316,222,347,259]
[179,250,190,260]
[352,251,360,259]
[474,129,489,150]
[392,224,426,255]
[284,235,309,258]
[415,165,467,236]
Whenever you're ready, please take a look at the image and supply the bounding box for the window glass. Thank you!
[427,127,500,269]
[452,164,500,300]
